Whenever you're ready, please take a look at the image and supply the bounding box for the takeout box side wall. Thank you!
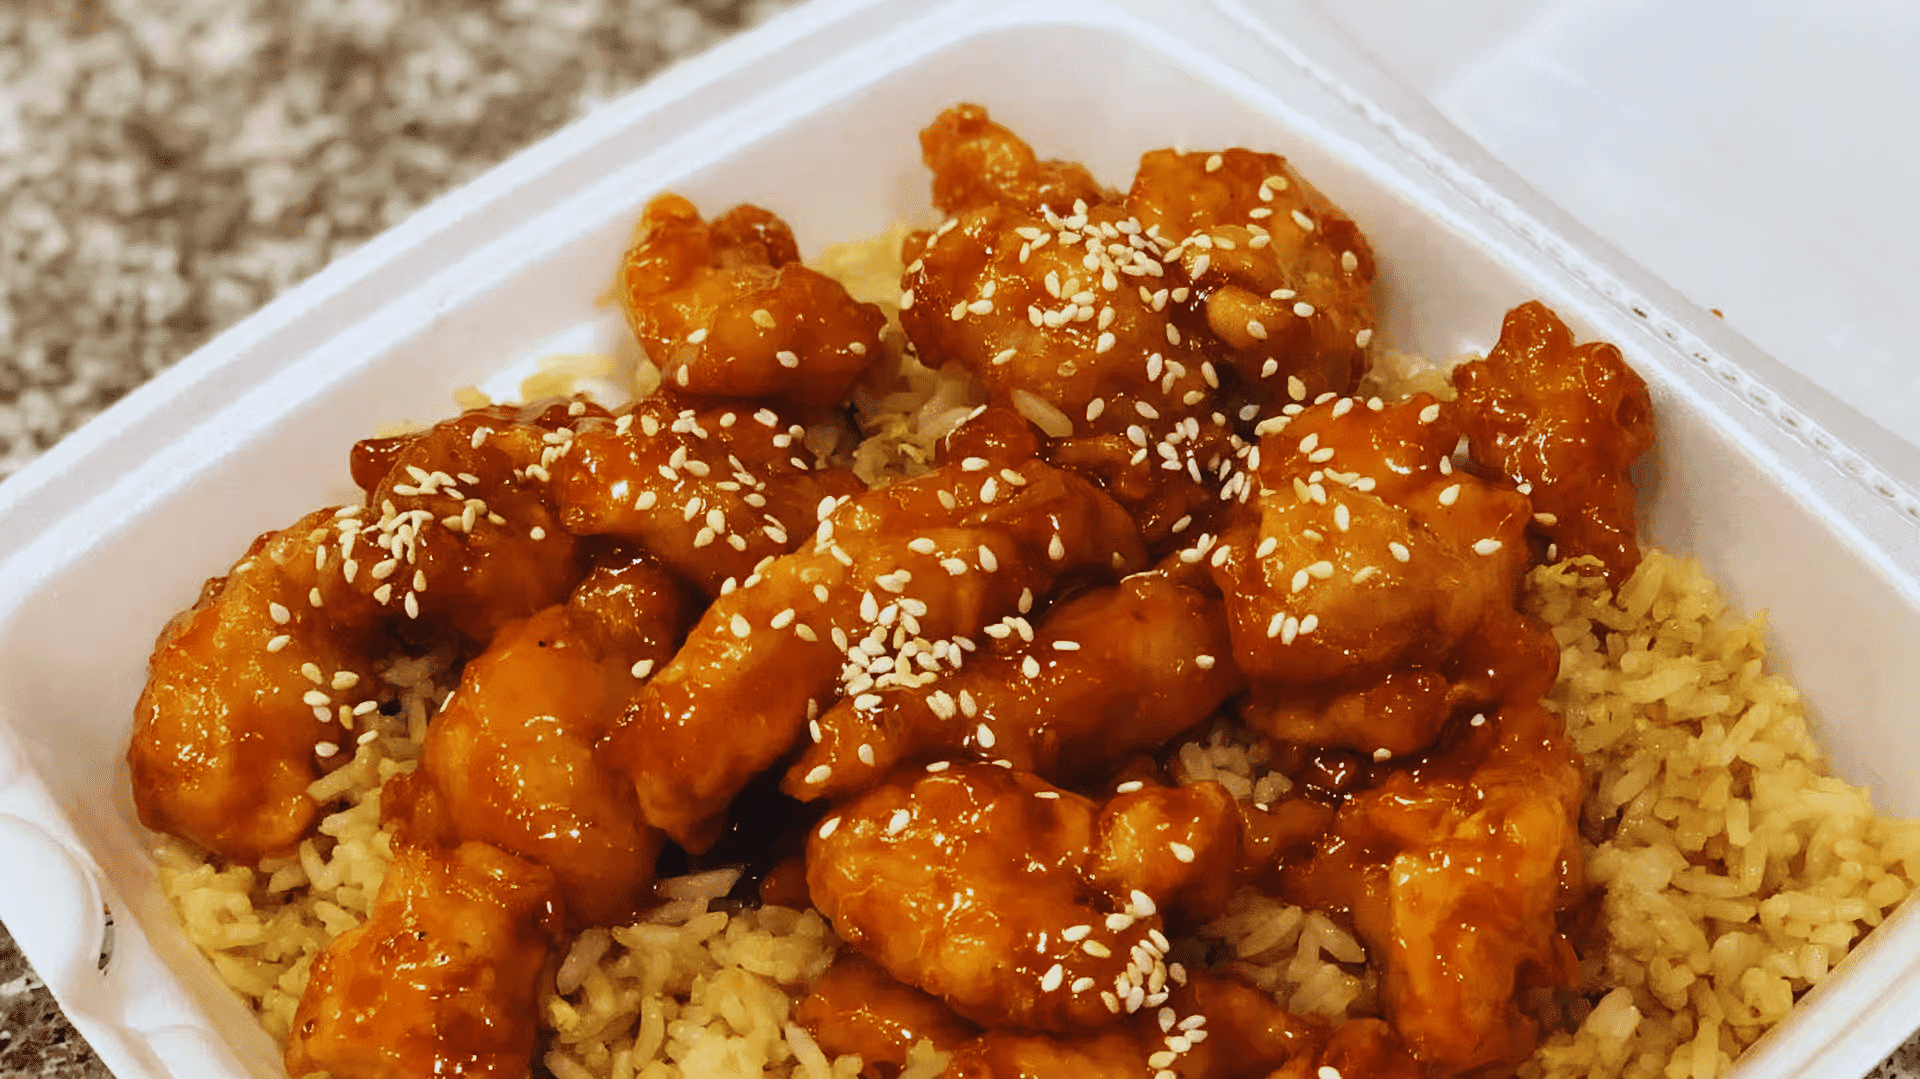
[1,4,1918,1078]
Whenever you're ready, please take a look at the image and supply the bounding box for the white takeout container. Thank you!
[4,0,1920,1076]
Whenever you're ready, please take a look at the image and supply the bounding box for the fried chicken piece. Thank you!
[615,194,885,409]
[944,971,1358,1079]
[783,569,1241,802]
[348,399,598,644]
[398,551,690,927]
[131,401,614,862]
[129,506,388,861]
[921,103,1109,216]
[1455,301,1655,582]
[1283,702,1584,1075]
[794,953,980,1069]
[904,106,1248,550]
[1209,392,1554,757]
[1129,147,1375,406]
[807,763,1185,1033]
[285,841,562,1079]
[602,443,1146,850]
[550,392,863,597]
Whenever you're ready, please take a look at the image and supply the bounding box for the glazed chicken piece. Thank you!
[943,970,1404,1079]
[394,551,691,927]
[285,841,562,1079]
[347,399,600,645]
[601,433,1146,850]
[1455,300,1655,582]
[616,194,885,409]
[903,105,1251,549]
[808,763,1192,1033]
[783,569,1242,802]
[1128,146,1376,407]
[1209,391,1555,758]
[919,102,1109,216]
[129,506,388,861]
[550,391,863,597]
[1283,701,1584,1075]
[794,953,981,1070]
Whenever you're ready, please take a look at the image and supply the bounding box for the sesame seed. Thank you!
[886,808,912,835]
[404,592,419,619]
[807,765,833,786]
[730,614,752,638]
[1356,328,1373,347]
[1204,153,1223,172]
[1473,538,1504,555]
[1246,319,1267,340]
[1439,484,1461,506]
[1072,977,1096,993]
[631,659,655,679]
[1095,332,1116,354]
[1291,209,1314,231]
[1048,534,1066,561]
[267,635,291,652]
[1471,713,1488,727]
[1535,512,1559,525]
[776,350,800,369]
[269,602,291,625]
[1117,780,1145,793]
[1082,940,1112,958]
[314,742,339,759]
[1041,964,1065,992]
[1293,301,1315,318]
[1389,542,1411,563]
[1419,403,1441,423]
[1130,890,1157,917]
[818,814,840,836]
[1052,640,1081,652]
[1170,842,1195,863]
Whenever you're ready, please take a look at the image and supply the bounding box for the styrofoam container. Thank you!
[3,0,1919,1076]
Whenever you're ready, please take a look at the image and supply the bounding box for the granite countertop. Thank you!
[2,2,1919,1078]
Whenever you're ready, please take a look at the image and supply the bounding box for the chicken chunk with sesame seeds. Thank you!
[806,763,1177,1033]
[783,570,1241,802]
[1129,147,1376,407]
[1209,392,1553,757]
[903,108,1254,551]
[601,454,1147,850]
[393,551,690,927]
[350,400,596,644]
[129,506,388,862]
[920,103,1110,217]
[1091,780,1244,923]
[794,953,981,1069]
[1454,300,1655,583]
[1283,702,1583,1074]
[943,970,1340,1079]
[615,194,887,409]
[285,841,562,1079]
[551,392,864,597]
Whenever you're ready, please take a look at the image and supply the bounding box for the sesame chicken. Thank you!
[1454,300,1655,582]
[1209,392,1556,757]
[350,400,596,644]
[1282,702,1584,1075]
[601,447,1146,850]
[794,952,981,1069]
[920,102,1110,217]
[285,841,562,1079]
[1129,147,1376,408]
[615,194,887,409]
[805,763,1182,1033]
[550,391,863,597]
[903,107,1256,551]
[129,506,388,861]
[389,551,691,928]
[783,569,1241,802]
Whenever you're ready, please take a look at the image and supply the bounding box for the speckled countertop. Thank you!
[2,2,1920,1078]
